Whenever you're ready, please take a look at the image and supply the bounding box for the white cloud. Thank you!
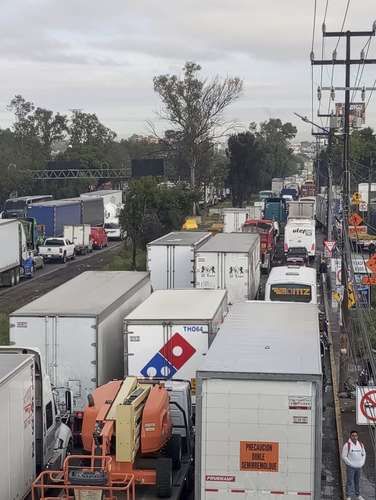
[0,0,375,140]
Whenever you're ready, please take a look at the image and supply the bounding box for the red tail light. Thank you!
[284,243,288,252]
[311,243,315,252]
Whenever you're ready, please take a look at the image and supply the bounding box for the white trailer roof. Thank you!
[267,265,317,286]
[197,233,259,253]
[199,301,321,376]
[125,289,227,322]
[12,271,149,317]
[0,354,33,385]
[148,231,211,246]
[0,219,17,227]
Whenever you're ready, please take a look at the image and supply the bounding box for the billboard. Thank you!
[131,159,164,178]
[335,102,365,128]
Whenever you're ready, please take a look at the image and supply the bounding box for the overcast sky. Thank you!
[0,0,375,141]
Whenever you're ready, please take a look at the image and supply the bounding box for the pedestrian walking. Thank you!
[342,430,366,500]
[368,242,376,257]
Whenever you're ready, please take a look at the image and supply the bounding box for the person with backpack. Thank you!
[342,430,366,500]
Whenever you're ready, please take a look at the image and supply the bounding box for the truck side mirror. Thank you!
[65,390,72,413]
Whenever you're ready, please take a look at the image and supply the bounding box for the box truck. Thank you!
[147,231,212,289]
[195,233,261,303]
[0,219,34,286]
[0,348,72,499]
[222,208,249,233]
[195,301,322,500]
[28,199,82,237]
[63,224,92,255]
[287,200,315,220]
[284,218,316,258]
[124,289,228,385]
[10,271,151,413]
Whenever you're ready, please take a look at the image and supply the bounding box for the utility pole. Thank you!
[312,24,376,391]
[368,155,374,224]
[327,130,334,241]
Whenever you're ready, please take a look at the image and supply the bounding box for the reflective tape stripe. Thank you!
[231,490,245,493]
[205,489,218,492]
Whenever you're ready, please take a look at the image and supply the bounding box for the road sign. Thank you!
[359,201,368,212]
[357,387,376,425]
[352,192,363,205]
[367,256,376,274]
[362,275,376,285]
[349,213,363,226]
[332,291,341,302]
[324,240,336,256]
[347,283,356,309]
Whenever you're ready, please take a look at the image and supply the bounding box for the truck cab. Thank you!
[0,346,73,471]
[242,219,275,273]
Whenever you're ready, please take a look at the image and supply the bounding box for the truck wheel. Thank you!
[62,253,67,264]
[9,270,15,287]
[156,458,173,498]
[15,268,20,284]
[167,434,182,470]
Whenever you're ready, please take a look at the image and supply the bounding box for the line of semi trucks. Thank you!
[0,190,124,287]
[2,179,324,499]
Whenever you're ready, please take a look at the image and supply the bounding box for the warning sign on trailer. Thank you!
[288,396,312,410]
[356,386,376,425]
[240,441,279,472]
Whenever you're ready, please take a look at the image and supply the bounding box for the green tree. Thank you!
[120,178,198,269]
[8,95,68,158]
[227,131,263,207]
[153,62,242,211]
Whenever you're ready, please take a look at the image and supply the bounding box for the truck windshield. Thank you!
[270,283,312,303]
[44,239,64,246]
[104,223,119,229]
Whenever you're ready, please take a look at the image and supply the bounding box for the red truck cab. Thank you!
[90,226,108,249]
[242,219,275,272]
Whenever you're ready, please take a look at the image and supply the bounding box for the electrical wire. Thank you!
[351,37,373,103]
[325,0,352,128]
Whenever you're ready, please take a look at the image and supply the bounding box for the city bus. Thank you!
[264,265,317,304]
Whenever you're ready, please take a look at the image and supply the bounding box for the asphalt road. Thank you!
[0,241,123,315]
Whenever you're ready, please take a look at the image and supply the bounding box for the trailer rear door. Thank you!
[200,378,317,499]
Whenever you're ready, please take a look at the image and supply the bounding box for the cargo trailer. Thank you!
[284,218,316,258]
[28,199,81,237]
[147,231,212,289]
[63,224,92,254]
[195,301,322,500]
[0,219,33,286]
[0,350,72,499]
[195,233,261,303]
[10,271,151,412]
[222,208,249,233]
[124,289,228,386]
[287,200,315,220]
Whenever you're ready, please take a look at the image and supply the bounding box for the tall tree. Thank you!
[69,111,116,146]
[153,62,243,211]
[227,131,263,207]
[8,95,67,158]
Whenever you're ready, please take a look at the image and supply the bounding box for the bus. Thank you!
[264,265,317,304]
[2,195,53,219]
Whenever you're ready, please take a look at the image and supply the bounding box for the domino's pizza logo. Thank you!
[141,333,196,378]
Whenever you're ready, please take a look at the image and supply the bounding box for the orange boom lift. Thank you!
[32,377,184,499]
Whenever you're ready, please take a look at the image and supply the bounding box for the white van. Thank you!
[284,217,316,258]
[265,265,317,304]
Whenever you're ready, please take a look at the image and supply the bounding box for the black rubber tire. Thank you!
[62,253,67,264]
[15,268,20,284]
[167,434,182,470]
[156,457,173,498]
[9,270,15,287]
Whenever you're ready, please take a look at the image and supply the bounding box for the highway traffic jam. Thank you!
[1,174,329,500]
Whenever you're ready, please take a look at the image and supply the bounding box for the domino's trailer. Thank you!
[9,271,151,414]
[195,301,322,500]
[124,289,228,386]
[147,231,212,289]
[195,233,261,304]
